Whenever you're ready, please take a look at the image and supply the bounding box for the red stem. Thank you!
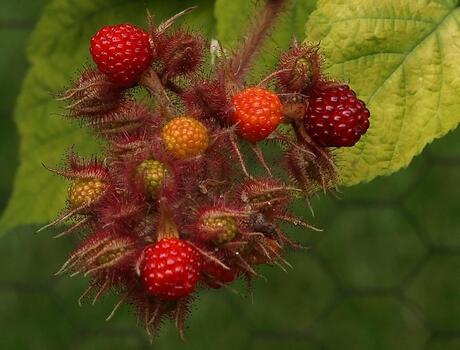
[230,0,289,81]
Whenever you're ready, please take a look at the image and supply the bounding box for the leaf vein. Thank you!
[365,10,453,105]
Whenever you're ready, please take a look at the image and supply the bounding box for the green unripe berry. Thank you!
[293,57,314,87]
[203,216,239,245]
[135,159,167,198]
[68,178,107,208]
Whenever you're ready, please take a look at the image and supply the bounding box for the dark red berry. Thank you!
[202,260,237,289]
[90,24,153,87]
[141,238,201,300]
[304,84,370,147]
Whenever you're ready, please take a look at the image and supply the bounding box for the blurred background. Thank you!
[1,1,460,349]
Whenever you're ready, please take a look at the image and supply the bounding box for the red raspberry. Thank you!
[304,84,370,147]
[90,24,153,87]
[202,260,237,289]
[231,87,284,143]
[141,238,201,300]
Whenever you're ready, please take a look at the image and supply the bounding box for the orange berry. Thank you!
[239,238,281,265]
[232,87,284,143]
[162,116,209,159]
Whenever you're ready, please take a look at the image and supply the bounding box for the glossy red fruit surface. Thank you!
[141,238,201,300]
[90,24,153,87]
[304,84,370,147]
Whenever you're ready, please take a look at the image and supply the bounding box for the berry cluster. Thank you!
[43,1,370,340]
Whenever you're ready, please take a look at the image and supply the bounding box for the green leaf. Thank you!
[0,0,215,235]
[0,0,48,212]
[305,0,460,186]
[215,0,318,77]
[0,31,24,211]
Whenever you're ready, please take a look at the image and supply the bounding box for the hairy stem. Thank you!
[231,0,289,81]
[139,68,173,119]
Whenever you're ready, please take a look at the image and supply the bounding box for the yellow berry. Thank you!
[162,116,209,159]
[135,159,167,197]
[68,178,107,208]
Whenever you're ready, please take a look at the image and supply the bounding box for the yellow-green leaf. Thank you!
[306,0,460,185]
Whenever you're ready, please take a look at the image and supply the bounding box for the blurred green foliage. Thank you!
[1,0,460,349]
